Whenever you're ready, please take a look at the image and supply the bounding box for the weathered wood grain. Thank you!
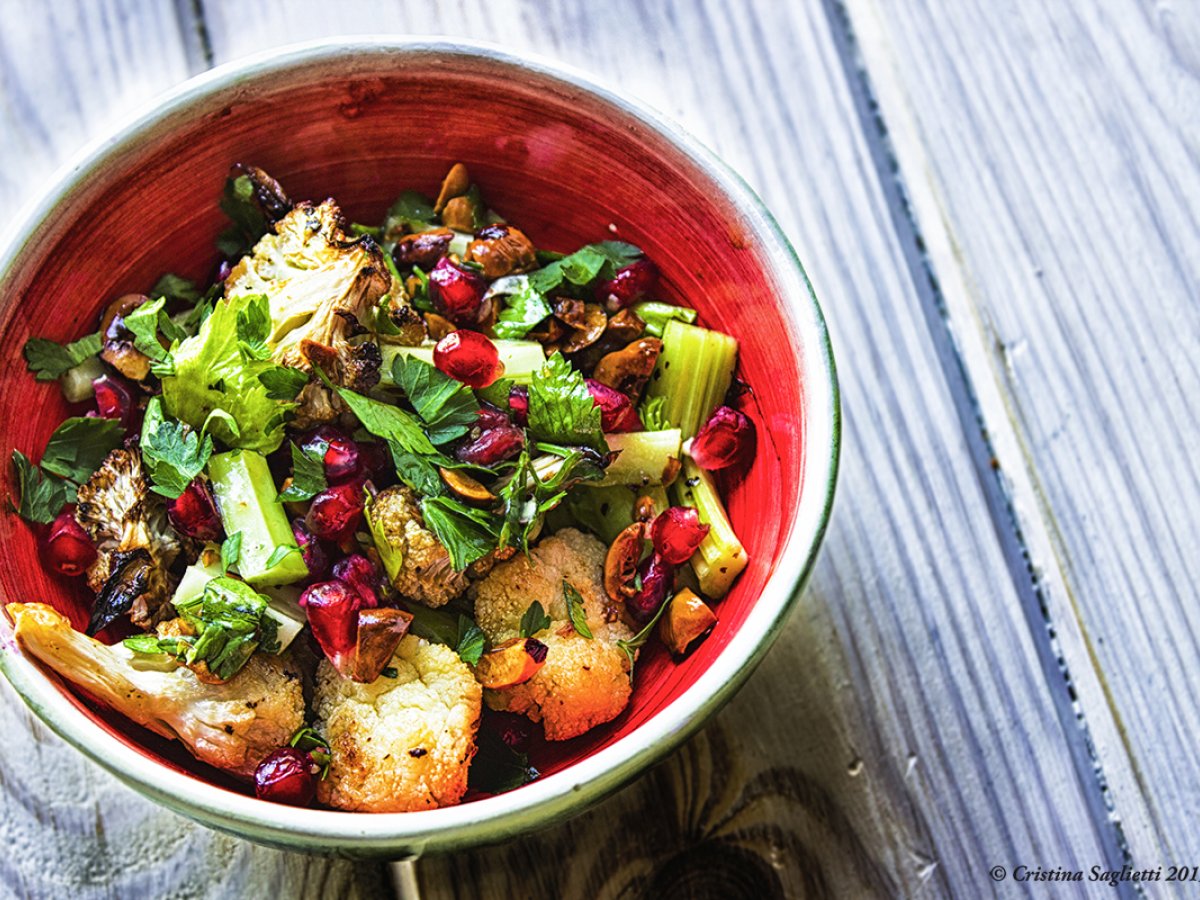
[195,1,1119,896]
[0,3,386,897]
[842,0,1200,877]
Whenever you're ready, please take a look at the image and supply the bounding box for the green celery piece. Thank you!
[207,450,307,586]
[566,484,669,544]
[596,429,682,487]
[670,457,748,598]
[644,320,738,439]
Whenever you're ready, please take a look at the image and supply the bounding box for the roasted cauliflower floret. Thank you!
[224,199,419,426]
[75,448,188,633]
[313,635,482,811]
[365,485,469,608]
[470,528,635,740]
[7,602,303,777]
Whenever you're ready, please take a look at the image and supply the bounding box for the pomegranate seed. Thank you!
[332,554,380,608]
[92,375,136,430]
[356,440,391,478]
[292,518,330,580]
[299,579,361,666]
[44,511,96,577]
[476,403,511,432]
[455,425,525,466]
[167,480,223,541]
[595,259,659,311]
[306,479,366,541]
[627,553,675,623]
[254,747,317,806]
[649,507,711,565]
[690,406,756,471]
[434,330,505,389]
[508,385,529,426]
[585,379,642,433]
[428,257,487,324]
[299,426,360,482]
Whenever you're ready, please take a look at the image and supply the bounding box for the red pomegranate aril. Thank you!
[649,506,711,565]
[627,553,675,624]
[292,517,330,580]
[356,440,391,478]
[332,554,380,608]
[254,747,317,806]
[434,330,505,389]
[595,259,659,311]
[476,402,511,432]
[299,426,360,482]
[167,480,223,542]
[92,375,136,429]
[306,479,366,541]
[300,579,361,666]
[585,379,642,433]
[428,257,487,324]
[690,406,757,471]
[44,511,96,577]
[508,385,529,426]
[456,425,525,466]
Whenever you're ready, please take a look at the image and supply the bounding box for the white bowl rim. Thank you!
[0,36,841,856]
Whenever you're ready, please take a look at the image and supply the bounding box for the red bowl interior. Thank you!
[0,51,807,806]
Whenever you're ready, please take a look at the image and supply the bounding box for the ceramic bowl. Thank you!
[0,38,839,856]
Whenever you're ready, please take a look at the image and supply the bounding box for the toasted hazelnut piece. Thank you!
[466,224,537,279]
[100,293,154,381]
[561,304,608,354]
[552,297,587,329]
[473,637,549,688]
[606,308,646,344]
[424,312,457,341]
[661,456,682,486]
[434,163,470,213]
[529,317,567,345]
[604,522,645,603]
[659,588,717,656]
[634,494,659,523]
[593,337,663,397]
[393,228,453,269]
[439,466,496,504]
[352,607,414,683]
[441,196,477,232]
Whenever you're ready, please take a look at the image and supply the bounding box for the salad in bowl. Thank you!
[6,161,756,813]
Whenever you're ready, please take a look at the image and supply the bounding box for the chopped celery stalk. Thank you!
[448,231,473,257]
[171,544,223,608]
[597,429,682,487]
[671,458,747,598]
[59,356,105,403]
[207,450,308,586]
[645,320,738,439]
[258,583,305,652]
[380,340,546,385]
[566,484,670,544]
[631,301,698,338]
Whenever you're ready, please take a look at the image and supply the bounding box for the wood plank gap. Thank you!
[819,0,1133,879]
[172,0,214,72]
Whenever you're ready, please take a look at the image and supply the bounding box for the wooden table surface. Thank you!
[2,1,1195,897]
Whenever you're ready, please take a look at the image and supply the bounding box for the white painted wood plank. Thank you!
[196,1,1116,896]
[0,3,385,897]
[843,0,1200,878]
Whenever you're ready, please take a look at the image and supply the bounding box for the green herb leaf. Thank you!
[265,545,301,569]
[421,495,501,571]
[217,173,269,258]
[220,531,242,573]
[528,241,642,296]
[289,725,332,779]
[235,294,273,361]
[257,365,310,400]
[519,601,552,638]
[40,417,125,484]
[382,191,437,247]
[140,397,214,499]
[150,273,202,304]
[380,666,398,679]
[278,442,327,502]
[407,265,434,312]
[468,723,540,793]
[180,576,277,680]
[10,450,70,524]
[527,353,606,453]
[406,604,464,647]
[563,580,593,639]
[492,276,553,340]
[390,354,479,445]
[616,596,671,681]
[123,297,177,375]
[455,615,487,666]
[22,333,104,381]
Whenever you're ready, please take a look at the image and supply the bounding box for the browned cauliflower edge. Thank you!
[469,528,635,741]
[313,634,482,812]
[365,485,469,608]
[7,602,303,777]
